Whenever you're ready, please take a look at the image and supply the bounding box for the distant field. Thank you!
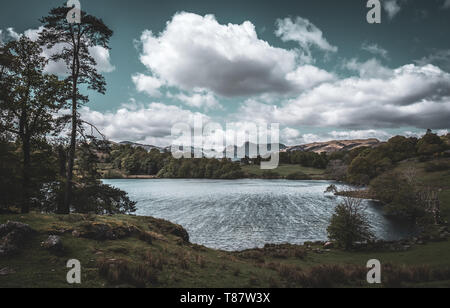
[242,164,326,179]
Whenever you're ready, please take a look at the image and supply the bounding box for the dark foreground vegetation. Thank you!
[1,213,450,288]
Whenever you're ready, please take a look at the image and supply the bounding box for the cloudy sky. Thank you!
[1,0,450,146]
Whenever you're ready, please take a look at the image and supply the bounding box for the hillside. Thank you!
[285,138,381,154]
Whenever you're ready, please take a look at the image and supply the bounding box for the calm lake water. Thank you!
[103,179,415,251]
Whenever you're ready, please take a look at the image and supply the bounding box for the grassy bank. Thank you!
[242,164,326,180]
[1,212,450,288]
[99,163,327,180]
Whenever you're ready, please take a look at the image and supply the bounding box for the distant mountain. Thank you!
[116,139,380,155]
[285,138,381,154]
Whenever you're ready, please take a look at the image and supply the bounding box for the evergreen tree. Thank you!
[39,7,113,213]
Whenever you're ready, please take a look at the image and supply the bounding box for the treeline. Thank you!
[280,151,328,169]
[328,131,450,185]
[108,145,171,176]
[241,151,328,169]
[105,144,245,179]
[0,7,135,215]
[327,131,450,222]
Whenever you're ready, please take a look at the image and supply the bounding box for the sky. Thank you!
[1,0,450,146]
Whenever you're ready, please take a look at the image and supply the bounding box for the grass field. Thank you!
[242,164,326,179]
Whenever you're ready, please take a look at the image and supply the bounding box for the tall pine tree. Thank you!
[39,7,113,214]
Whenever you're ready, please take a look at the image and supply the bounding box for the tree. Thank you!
[0,37,66,213]
[327,197,374,250]
[417,130,444,156]
[39,7,113,214]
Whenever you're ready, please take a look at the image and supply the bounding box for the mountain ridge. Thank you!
[116,138,382,154]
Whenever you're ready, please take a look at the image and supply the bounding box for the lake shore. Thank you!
[1,212,450,288]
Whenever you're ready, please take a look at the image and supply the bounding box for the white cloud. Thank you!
[361,43,389,59]
[1,27,115,75]
[175,90,222,110]
[343,58,393,79]
[89,46,116,73]
[383,0,406,20]
[275,17,338,55]
[281,127,301,145]
[286,65,336,91]
[416,49,450,72]
[328,130,392,141]
[132,73,164,97]
[80,102,210,146]
[6,28,21,40]
[236,64,450,130]
[135,12,334,98]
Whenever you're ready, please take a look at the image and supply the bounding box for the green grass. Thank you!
[1,212,450,288]
[242,164,326,179]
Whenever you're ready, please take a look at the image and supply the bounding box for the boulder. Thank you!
[42,235,63,253]
[0,267,16,276]
[0,221,35,256]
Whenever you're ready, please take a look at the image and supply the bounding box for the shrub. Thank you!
[327,198,374,250]
[97,258,158,287]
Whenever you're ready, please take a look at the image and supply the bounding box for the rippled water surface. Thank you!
[103,179,415,251]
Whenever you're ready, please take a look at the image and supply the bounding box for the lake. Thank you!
[103,179,416,251]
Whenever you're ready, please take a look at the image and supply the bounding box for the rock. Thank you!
[72,230,80,238]
[78,223,116,241]
[0,221,34,237]
[0,221,35,256]
[42,235,63,253]
[323,242,334,249]
[0,267,16,276]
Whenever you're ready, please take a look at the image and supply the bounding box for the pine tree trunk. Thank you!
[62,97,77,214]
[21,134,31,214]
